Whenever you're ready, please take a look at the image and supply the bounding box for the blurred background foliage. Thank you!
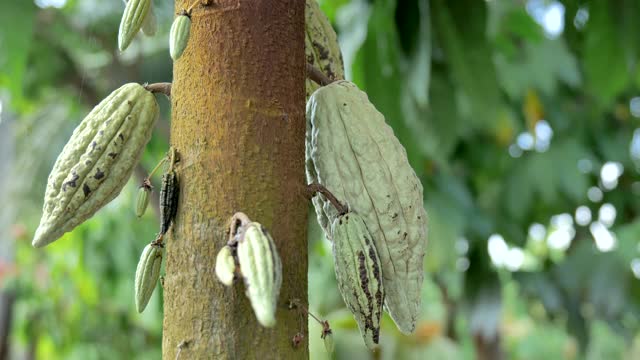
[1,0,640,359]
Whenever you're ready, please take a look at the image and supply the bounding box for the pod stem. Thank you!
[289,298,332,335]
[306,63,334,87]
[186,0,211,15]
[145,157,168,183]
[226,212,252,245]
[307,183,348,215]
[145,82,172,97]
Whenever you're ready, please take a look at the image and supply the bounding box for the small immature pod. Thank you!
[169,12,192,61]
[236,223,283,328]
[322,331,335,355]
[119,0,152,51]
[159,170,179,235]
[135,242,163,313]
[135,181,152,218]
[215,245,236,286]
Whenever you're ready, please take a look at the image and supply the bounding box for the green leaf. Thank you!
[0,1,36,109]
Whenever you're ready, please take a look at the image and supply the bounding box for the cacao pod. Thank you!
[33,83,159,248]
[159,169,179,235]
[119,0,152,51]
[237,222,282,328]
[215,245,236,287]
[135,182,151,218]
[331,213,384,349]
[170,13,191,61]
[305,0,344,99]
[307,80,427,334]
[322,330,335,355]
[122,0,156,37]
[141,4,157,36]
[135,242,163,313]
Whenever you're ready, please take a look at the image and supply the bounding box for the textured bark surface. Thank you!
[163,1,307,359]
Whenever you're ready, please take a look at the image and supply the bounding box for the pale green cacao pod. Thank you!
[307,80,427,334]
[237,222,282,328]
[322,330,335,355]
[170,14,191,61]
[33,83,159,248]
[215,245,236,287]
[122,0,156,37]
[135,242,163,313]
[135,183,151,218]
[119,0,151,51]
[331,213,384,350]
[305,0,344,99]
[141,4,157,36]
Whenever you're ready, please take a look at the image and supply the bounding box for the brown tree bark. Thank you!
[163,1,307,359]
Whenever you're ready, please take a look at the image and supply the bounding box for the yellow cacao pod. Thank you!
[331,213,383,350]
[118,0,152,51]
[307,80,427,334]
[215,245,236,287]
[170,14,191,61]
[305,0,344,99]
[33,83,159,248]
[237,222,282,328]
[135,242,163,313]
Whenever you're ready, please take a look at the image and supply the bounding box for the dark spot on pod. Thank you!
[108,152,118,158]
[417,216,421,220]
[85,160,91,165]
[392,213,398,219]
[83,184,91,197]
[312,40,329,60]
[90,141,97,152]
[403,232,408,239]
[397,230,401,235]
[62,172,80,191]
[118,133,124,141]
[94,168,104,180]
[343,103,347,106]
[98,130,104,136]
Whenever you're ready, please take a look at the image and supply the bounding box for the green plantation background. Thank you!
[2,0,640,358]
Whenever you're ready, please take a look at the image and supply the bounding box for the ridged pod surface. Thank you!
[331,213,384,350]
[169,14,191,61]
[307,80,427,334]
[159,170,179,235]
[215,245,236,287]
[135,242,163,313]
[135,183,151,218]
[237,223,282,328]
[33,83,159,248]
[123,0,156,36]
[305,0,344,99]
[118,0,151,51]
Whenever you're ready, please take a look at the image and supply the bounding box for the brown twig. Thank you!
[145,82,172,97]
[306,63,333,87]
[306,183,348,215]
[227,212,252,245]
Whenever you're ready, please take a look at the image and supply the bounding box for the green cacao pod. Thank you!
[141,4,157,36]
[305,0,344,99]
[307,80,427,334]
[215,245,236,287]
[322,330,335,355]
[237,222,282,328]
[118,0,152,51]
[33,83,159,248]
[159,169,179,235]
[135,242,163,313]
[122,0,156,37]
[169,14,191,61]
[331,213,384,349]
[135,181,152,218]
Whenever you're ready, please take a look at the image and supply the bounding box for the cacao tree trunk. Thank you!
[163,1,307,359]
